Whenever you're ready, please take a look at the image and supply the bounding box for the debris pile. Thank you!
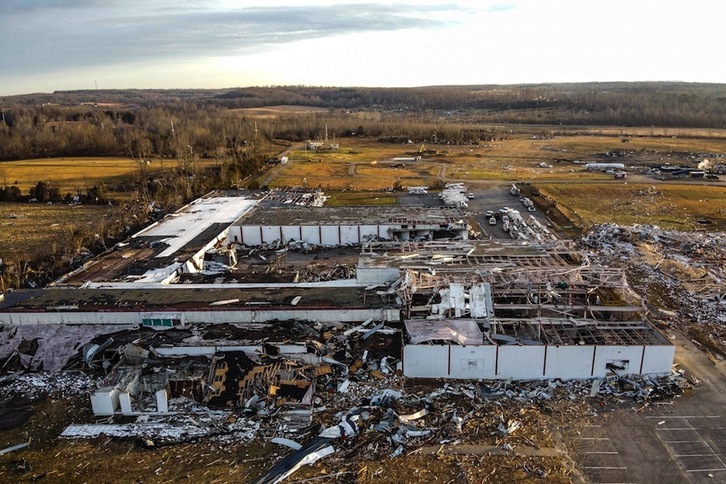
[582,224,726,353]
[248,368,690,482]
[294,264,355,282]
[0,313,694,482]
[501,208,557,242]
[0,371,94,400]
[61,410,259,445]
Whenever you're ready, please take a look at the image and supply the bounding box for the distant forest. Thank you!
[1,82,726,162]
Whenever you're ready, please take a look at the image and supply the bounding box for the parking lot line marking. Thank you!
[582,466,628,470]
[580,451,619,454]
[657,427,726,431]
[656,428,701,431]
[684,418,726,469]
[663,441,708,444]
[674,454,725,457]
[645,416,720,419]
[685,469,726,473]
[577,437,610,440]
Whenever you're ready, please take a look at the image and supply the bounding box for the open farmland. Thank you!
[0,157,216,199]
[324,191,397,206]
[446,133,726,181]
[266,140,440,190]
[227,105,330,118]
[536,183,726,230]
[0,202,117,261]
[265,134,726,190]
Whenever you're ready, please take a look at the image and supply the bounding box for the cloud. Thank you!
[487,3,515,12]
[0,3,461,76]
[0,0,109,14]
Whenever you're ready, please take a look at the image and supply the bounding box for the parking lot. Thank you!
[465,185,556,239]
[570,331,726,484]
[398,185,558,240]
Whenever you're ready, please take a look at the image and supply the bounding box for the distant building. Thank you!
[585,163,625,171]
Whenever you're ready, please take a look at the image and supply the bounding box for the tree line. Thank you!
[4,82,726,131]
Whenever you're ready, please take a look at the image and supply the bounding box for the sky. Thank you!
[0,0,723,95]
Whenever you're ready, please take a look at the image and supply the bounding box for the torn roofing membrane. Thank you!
[137,196,258,258]
[405,319,484,345]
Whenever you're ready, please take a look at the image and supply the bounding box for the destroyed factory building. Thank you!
[0,190,674,419]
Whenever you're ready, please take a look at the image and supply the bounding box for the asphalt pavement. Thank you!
[573,331,726,484]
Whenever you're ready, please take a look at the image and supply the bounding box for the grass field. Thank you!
[264,135,726,189]
[536,183,726,230]
[484,124,726,140]
[267,141,439,190]
[227,105,330,118]
[325,191,398,206]
[0,157,216,199]
[0,202,116,260]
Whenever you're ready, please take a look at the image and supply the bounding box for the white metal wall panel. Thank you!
[242,226,262,246]
[300,226,321,245]
[320,226,340,245]
[227,226,242,244]
[359,225,379,241]
[403,345,449,378]
[544,346,596,379]
[592,345,645,378]
[640,345,675,375]
[378,225,396,241]
[261,225,281,244]
[281,226,300,243]
[355,267,401,285]
[340,225,358,244]
[497,346,546,379]
[449,345,497,379]
[0,307,400,325]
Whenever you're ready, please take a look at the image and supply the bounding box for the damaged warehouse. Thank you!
[0,188,698,483]
[0,191,674,383]
[358,239,674,379]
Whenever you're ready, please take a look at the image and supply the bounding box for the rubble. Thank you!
[0,371,93,400]
[582,224,726,354]
[60,412,259,445]
[0,217,713,481]
[0,311,693,483]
